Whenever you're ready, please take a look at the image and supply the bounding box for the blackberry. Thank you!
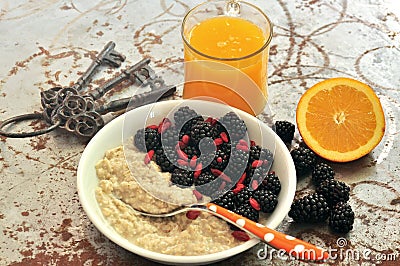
[290,146,317,175]
[213,120,227,138]
[197,138,217,166]
[225,149,249,182]
[235,187,253,205]
[160,126,179,150]
[194,171,216,186]
[288,193,330,222]
[312,163,335,186]
[179,116,204,137]
[273,120,295,143]
[212,190,236,211]
[134,128,160,152]
[246,165,269,187]
[210,148,230,171]
[235,203,259,222]
[218,112,247,141]
[329,202,354,233]
[248,145,274,169]
[174,106,203,133]
[154,147,176,172]
[194,171,219,196]
[218,142,232,156]
[316,179,350,206]
[299,141,311,149]
[190,121,218,144]
[182,145,200,160]
[252,189,278,213]
[171,168,194,187]
[133,129,146,151]
[260,172,281,195]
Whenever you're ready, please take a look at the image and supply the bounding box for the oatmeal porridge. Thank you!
[95,146,242,256]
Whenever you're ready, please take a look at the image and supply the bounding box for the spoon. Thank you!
[116,196,329,261]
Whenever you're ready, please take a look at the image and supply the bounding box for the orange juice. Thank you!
[183,16,271,116]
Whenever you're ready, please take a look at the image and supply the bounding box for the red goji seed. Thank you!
[157,120,165,132]
[236,144,249,152]
[195,162,203,172]
[214,138,223,146]
[219,181,227,191]
[250,140,256,147]
[161,117,171,124]
[205,117,213,123]
[211,168,222,176]
[237,173,247,185]
[210,168,231,181]
[194,170,201,179]
[220,132,229,143]
[232,183,245,194]
[144,150,155,164]
[252,160,263,168]
[182,134,190,144]
[251,180,259,190]
[178,141,186,149]
[249,197,261,211]
[186,210,201,220]
[189,156,197,168]
[146,124,158,130]
[216,157,223,163]
[231,231,250,242]
[158,121,171,133]
[263,160,272,166]
[193,190,203,200]
[177,159,189,166]
[177,149,189,160]
[211,118,218,126]
[239,139,248,146]
[159,117,171,126]
[194,163,202,178]
[218,172,232,183]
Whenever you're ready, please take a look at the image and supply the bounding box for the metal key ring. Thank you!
[0,113,61,138]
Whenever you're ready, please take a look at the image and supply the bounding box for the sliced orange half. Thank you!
[296,77,385,162]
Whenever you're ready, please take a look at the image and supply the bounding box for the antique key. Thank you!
[41,41,125,122]
[0,56,176,138]
[61,86,176,138]
[48,58,152,129]
[88,58,151,100]
[73,41,126,90]
[51,58,176,138]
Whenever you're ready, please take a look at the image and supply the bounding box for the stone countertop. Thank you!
[0,0,399,265]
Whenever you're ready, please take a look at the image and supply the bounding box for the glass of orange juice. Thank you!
[181,0,273,116]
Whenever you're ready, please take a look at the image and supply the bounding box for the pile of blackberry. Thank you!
[273,120,354,234]
[133,106,282,230]
[288,163,354,233]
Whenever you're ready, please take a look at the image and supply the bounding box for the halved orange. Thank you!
[296,77,385,162]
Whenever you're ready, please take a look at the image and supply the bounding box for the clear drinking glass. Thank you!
[181,0,273,116]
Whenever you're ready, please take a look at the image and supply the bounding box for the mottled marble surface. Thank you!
[0,0,399,265]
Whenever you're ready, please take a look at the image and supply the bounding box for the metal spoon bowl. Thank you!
[114,195,328,262]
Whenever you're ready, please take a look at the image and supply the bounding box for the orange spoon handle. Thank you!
[206,203,329,261]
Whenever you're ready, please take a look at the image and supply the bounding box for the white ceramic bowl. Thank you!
[77,99,296,265]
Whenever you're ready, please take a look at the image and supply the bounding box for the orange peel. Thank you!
[296,77,385,162]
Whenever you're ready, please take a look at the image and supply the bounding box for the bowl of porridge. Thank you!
[77,99,296,265]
